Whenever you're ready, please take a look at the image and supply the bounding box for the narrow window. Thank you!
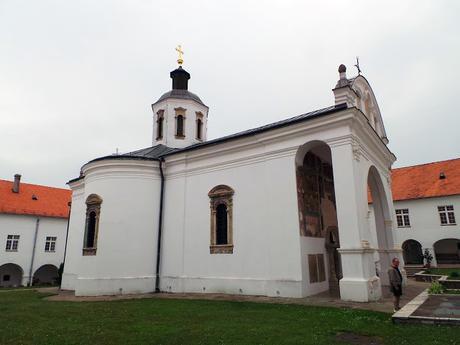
[216,204,228,245]
[5,235,20,252]
[208,185,234,254]
[156,110,164,140]
[196,112,204,141]
[176,115,184,137]
[44,236,57,252]
[86,212,96,248]
[395,209,410,227]
[196,118,203,140]
[83,194,103,255]
[438,205,456,225]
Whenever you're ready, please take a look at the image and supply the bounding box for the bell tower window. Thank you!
[196,112,204,141]
[156,110,164,140]
[175,107,186,139]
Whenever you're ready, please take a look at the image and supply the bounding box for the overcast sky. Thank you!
[1,0,459,188]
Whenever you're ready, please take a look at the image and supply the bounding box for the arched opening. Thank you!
[33,264,59,286]
[402,239,423,265]
[295,141,340,294]
[367,165,393,284]
[0,263,23,287]
[433,238,460,265]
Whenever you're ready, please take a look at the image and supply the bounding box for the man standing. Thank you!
[388,257,403,312]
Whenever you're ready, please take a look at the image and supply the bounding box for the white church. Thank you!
[61,56,404,302]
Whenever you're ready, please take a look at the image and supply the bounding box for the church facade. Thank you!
[62,61,403,302]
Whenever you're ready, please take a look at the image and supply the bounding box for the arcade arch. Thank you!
[33,264,59,286]
[434,239,460,265]
[402,239,423,265]
[0,263,23,287]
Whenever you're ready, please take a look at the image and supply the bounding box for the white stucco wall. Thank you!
[0,214,67,286]
[62,160,162,296]
[161,147,303,297]
[392,195,460,266]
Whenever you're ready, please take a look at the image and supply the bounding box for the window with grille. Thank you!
[438,205,456,225]
[45,236,57,252]
[5,235,20,251]
[395,209,410,227]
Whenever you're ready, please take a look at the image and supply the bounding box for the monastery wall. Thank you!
[0,214,66,286]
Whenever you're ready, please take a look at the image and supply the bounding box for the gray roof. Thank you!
[68,103,347,183]
[152,89,207,107]
[96,103,346,161]
[168,103,347,156]
[89,145,179,164]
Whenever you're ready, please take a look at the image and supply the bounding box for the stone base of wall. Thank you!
[74,276,155,296]
[160,276,304,298]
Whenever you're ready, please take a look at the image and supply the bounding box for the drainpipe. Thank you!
[155,157,165,292]
[28,218,40,286]
[60,201,72,289]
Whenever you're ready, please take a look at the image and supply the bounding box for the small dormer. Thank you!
[151,60,209,148]
[333,64,388,144]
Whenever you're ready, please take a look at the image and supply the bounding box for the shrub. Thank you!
[423,249,433,267]
[428,281,445,294]
[449,271,459,279]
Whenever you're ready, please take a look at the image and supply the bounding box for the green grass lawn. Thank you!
[0,290,459,345]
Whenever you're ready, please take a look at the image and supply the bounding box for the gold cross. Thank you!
[175,45,184,65]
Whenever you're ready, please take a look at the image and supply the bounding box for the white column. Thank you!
[330,141,382,302]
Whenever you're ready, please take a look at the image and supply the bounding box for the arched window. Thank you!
[156,110,164,140]
[216,204,228,245]
[175,107,186,139]
[196,118,203,140]
[196,112,204,140]
[86,211,96,248]
[208,185,234,254]
[83,194,102,256]
[176,115,185,138]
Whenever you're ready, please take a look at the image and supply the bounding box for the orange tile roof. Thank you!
[0,179,71,218]
[391,158,460,201]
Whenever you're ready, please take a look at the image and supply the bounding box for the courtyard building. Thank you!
[62,60,403,302]
[0,175,71,287]
[390,159,460,269]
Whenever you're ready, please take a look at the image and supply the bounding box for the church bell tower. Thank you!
[151,46,209,148]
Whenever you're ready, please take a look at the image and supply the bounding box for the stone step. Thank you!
[404,266,425,277]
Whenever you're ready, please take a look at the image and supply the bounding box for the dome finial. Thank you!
[338,64,346,73]
[175,45,184,66]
